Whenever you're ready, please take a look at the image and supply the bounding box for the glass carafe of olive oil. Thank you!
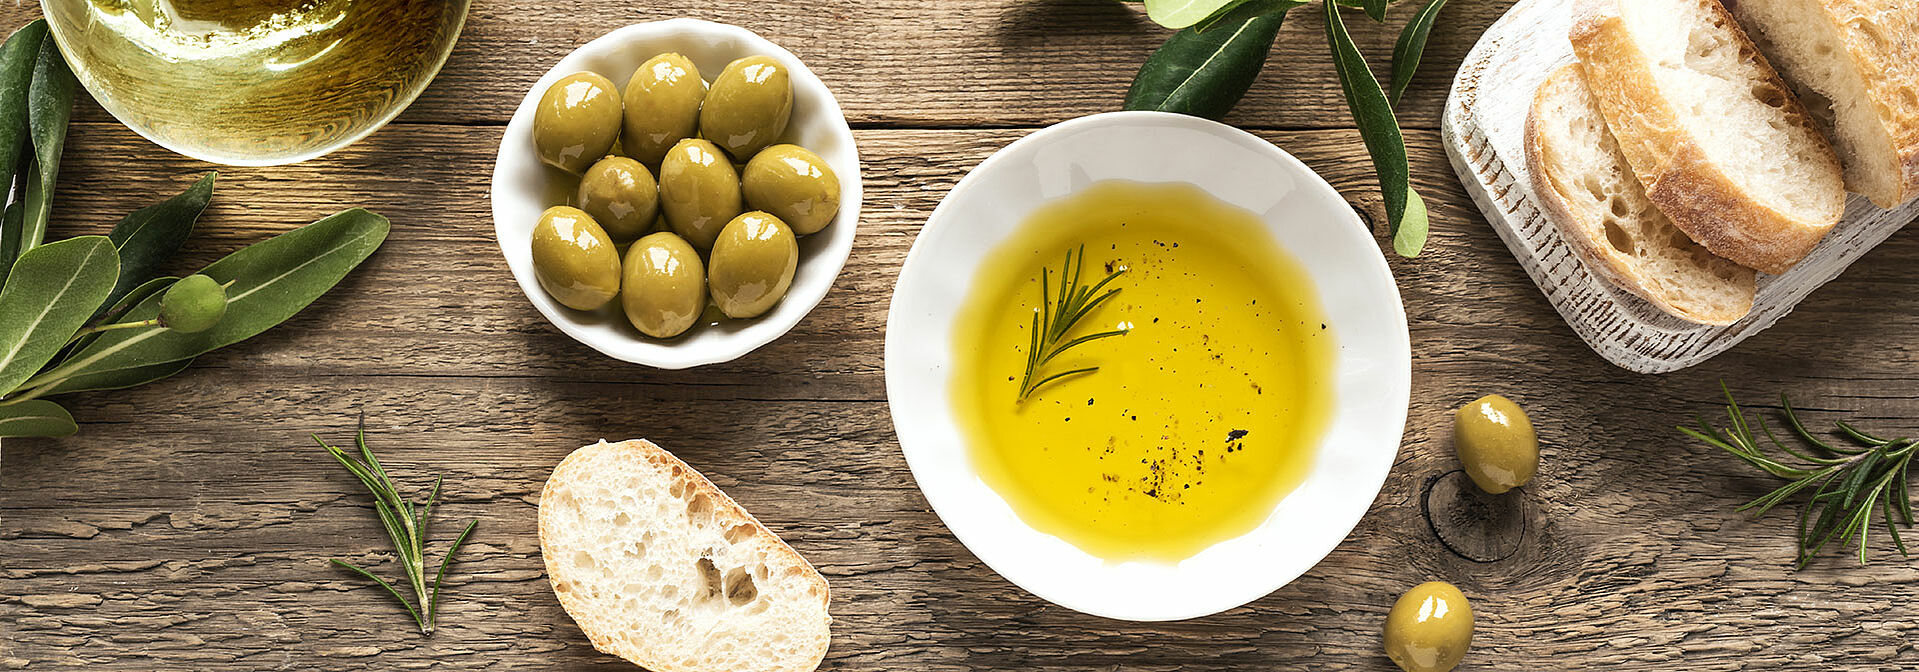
[45,0,469,165]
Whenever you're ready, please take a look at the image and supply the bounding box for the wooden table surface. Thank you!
[7,0,1919,669]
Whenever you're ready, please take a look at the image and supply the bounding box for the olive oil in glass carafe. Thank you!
[45,0,469,165]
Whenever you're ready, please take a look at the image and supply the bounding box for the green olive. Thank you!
[621,232,706,339]
[1384,581,1473,672]
[699,55,792,160]
[158,274,227,333]
[531,206,621,311]
[658,138,743,251]
[577,156,660,243]
[533,72,622,174]
[741,144,839,235]
[622,53,705,167]
[1453,394,1539,494]
[709,212,799,319]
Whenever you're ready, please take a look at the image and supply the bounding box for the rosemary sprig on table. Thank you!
[317,428,478,635]
[1018,246,1128,401]
[1680,385,1918,568]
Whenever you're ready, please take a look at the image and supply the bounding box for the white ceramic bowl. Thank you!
[884,111,1411,621]
[492,20,861,369]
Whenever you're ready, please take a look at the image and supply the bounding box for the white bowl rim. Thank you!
[883,110,1411,621]
[490,18,862,369]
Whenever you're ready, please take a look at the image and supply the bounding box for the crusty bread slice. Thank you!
[1528,64,1757,325]
[1728,0,1919,208]
[1571,0,1846,274]
[539,439,830,672]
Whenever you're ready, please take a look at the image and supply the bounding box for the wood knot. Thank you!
[1421,469,1528,563]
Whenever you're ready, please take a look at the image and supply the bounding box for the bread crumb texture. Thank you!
[540,440,831,672]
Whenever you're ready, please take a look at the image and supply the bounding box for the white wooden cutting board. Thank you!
[1440,0,1919,374]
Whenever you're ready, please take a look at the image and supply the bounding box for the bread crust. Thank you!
[1795,0,1919,207]
[1526,64,1755,325]
[1570,0,1845,274]
[539,439,831,672]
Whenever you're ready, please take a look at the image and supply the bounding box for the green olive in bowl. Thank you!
[531,206,622,311]
[709,211,799,319]
[622,53,705,167]
[742,144,840,235]
[1383,581,1473,672]
[534,72,622,174]
[700,55,792,160]
[621,231,707,339]
[577,156,660,243]
[1453,394,1539,494]
[658,138,743,251]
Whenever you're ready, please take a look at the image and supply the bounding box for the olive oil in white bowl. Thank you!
[45,0,468,165]
[886,112,1410,621]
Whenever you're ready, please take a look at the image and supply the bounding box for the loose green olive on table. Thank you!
[534,72,623,174]
[531,206,623,311]
[1383,581,1474,672]
[578,156,660,242]
[709,211,799,319]
[743,144,840,235]
[1453,393,1539,494]
[700,55,793,160]
[659,137,744,251]
[526,52,840,343]
[623,52,705,167]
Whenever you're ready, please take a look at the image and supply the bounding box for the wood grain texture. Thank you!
[7,1,1919,670]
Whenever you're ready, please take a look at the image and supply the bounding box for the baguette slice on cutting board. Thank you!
[1527,64,1757,325]
[539,439,831,672]
[1728,0,1919,208]
[1570,0,1846,274]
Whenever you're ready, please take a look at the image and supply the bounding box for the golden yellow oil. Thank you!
[46,0,467,164]
[951,181,1336,563]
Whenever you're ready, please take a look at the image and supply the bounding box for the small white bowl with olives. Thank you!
[491,20,860,368]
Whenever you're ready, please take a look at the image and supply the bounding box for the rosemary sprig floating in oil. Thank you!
[316,427,478,635]
[1680,384,1918,568]
[1018,245,1129,401]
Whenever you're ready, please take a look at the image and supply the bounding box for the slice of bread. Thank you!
[1728,0,1919,208]
[1571,0,1846,274]
[539,439,830,672]
[1528,64,1757,325]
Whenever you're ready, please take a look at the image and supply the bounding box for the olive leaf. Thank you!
[1125,1,1302,119]
[0,235,117,396]
[1142,0,1251,29]
[0,21,45,224]
[1359,0,1389,21]
[20,29,73,253]
[35,357,194,396]
[1388,0,1448,107]
[52,275,178,370]
[1324,0,1416,255]
[98,276,178,327]
[0,398,75,438]
[21,209,389,391]
[1394,187,1428,258]
[0,202,20,286]
[102,172,216,314]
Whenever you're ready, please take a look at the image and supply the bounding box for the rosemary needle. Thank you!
[316,427,477,635]
[1681,383,1919,568]
[1018,245,1129,401]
